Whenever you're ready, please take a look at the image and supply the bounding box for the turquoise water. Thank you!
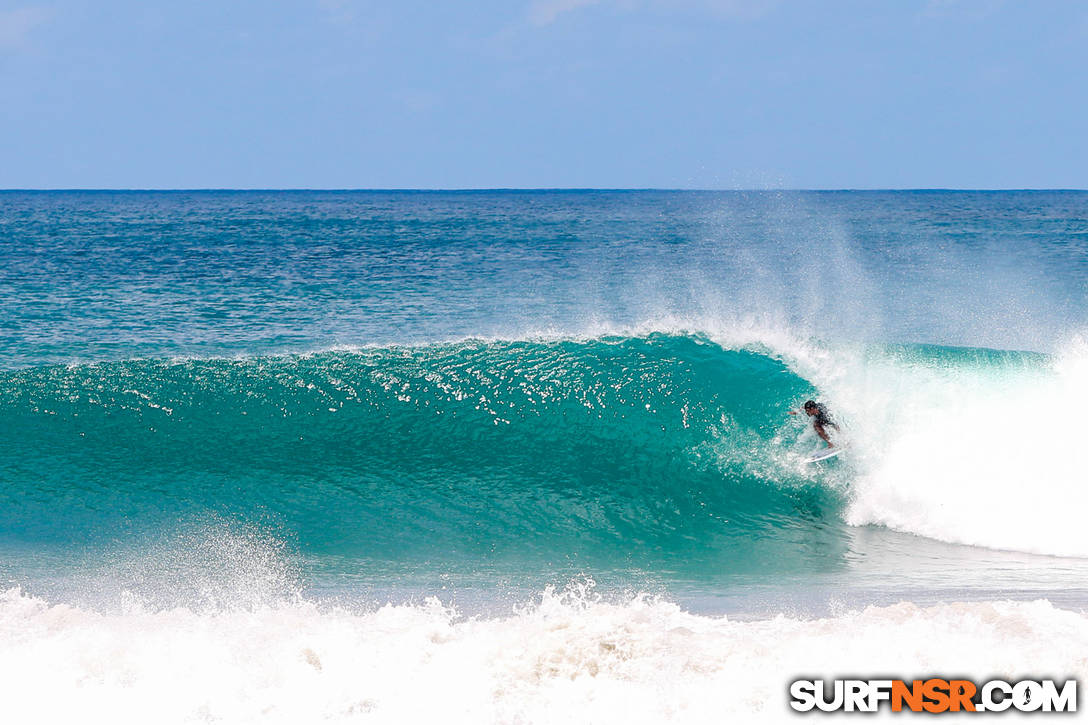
[2,190,1087,614]
[0,336,835,566]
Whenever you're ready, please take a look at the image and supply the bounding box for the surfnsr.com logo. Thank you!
[789,678,1077,713]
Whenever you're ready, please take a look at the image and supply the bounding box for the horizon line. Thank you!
[2,187,1087,193]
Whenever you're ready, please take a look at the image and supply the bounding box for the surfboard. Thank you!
[803,446,845,464]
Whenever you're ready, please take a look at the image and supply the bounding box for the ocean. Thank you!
[2,190,1087,721]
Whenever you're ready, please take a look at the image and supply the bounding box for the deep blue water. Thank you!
[3,190,1085,367]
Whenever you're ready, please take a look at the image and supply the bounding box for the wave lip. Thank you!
[3,329,1087,561]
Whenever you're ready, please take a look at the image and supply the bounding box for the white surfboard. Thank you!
[803,446,846,464]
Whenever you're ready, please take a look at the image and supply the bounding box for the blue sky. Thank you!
[2,1,1086,188]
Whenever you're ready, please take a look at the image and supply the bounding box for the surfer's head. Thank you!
[803,400,817,415]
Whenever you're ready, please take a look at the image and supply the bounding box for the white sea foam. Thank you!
[1,585,1085,724]
[828,337,1088,558]
[671,315,1088,559]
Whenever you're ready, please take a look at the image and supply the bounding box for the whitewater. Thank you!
[1,190,1087,722]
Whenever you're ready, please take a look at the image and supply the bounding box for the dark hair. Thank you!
[803,400,817,410]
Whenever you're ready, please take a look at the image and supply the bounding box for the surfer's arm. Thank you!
[813,422,835,447]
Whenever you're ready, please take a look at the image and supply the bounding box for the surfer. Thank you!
[790,400,839,447]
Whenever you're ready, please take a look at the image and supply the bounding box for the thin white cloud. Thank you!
[528,0,601,27]
[0,6,52,50]
[698,0,778,20]
[526,0,775,27]
[318,0,358,24]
